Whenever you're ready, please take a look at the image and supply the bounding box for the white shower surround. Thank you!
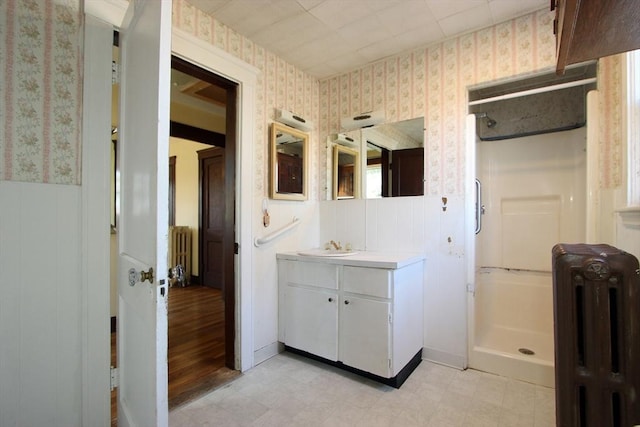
[469,126,588,387]
[471,268,555,387]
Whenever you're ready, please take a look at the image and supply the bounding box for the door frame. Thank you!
[172,28,258,372]
[83,2,258,422]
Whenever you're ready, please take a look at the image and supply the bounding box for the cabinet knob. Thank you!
[328,297,333,302]
[344,300,350,305]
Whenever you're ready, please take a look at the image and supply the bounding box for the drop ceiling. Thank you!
[187,0,550,79]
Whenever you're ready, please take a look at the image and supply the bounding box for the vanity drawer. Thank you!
[343,266,391,298]
[281,260,338,289]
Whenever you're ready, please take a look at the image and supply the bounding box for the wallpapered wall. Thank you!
[173,0,321,200]
[319,9,623,196]
[0,0,82,185]
[0,0,622,193]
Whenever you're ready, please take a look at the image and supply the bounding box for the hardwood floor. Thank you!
[167,285,239,409]
[111,285,239,424]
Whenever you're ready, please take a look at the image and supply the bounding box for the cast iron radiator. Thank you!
[169,226,192,286]
[552,243,640,427]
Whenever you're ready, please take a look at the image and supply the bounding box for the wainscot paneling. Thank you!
[0,181,82,426]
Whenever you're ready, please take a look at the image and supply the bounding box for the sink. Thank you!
[297,248,358,257]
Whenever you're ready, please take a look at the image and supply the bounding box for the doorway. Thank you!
[109,48,240,421]
[166,56,239,408]
[84,8,259,422]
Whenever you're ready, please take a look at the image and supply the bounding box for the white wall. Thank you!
[616,215,640,260]
[252,198,320,363]
[169,137,211,276]
[0,181,83,426]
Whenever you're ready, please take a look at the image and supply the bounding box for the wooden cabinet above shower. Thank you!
[553,0,640,74]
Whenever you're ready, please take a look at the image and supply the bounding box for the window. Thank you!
[366,164,382,198]
[625,49,640,207]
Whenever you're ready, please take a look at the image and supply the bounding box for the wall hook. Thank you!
[262,198,270,227]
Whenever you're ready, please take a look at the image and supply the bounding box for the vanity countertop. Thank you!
[276,250,425,269]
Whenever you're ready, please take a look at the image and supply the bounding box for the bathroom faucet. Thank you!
[330,240,342,250]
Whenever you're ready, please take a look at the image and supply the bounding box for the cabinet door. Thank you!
[284,285,338,361]
[340,295,391,377]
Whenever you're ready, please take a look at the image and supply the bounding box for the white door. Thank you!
[340,296,391,377]
[117,0,172,426]
[284,285,339,360]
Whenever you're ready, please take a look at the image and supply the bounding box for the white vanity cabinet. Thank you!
[339,292,391,377]
[278,261,339,361]
[277,252,424,387]
[283,285,339,361]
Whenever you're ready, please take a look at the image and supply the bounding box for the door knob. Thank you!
[128,267,154,286]
[140,267,154,283]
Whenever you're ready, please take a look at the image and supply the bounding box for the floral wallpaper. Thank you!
[598,55,623,189]
[173,0,321,201]
[0,0,82,185]
[319,9,624,195]
[0,0,623,192]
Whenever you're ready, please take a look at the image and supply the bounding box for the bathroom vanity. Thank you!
[277,251,424,387]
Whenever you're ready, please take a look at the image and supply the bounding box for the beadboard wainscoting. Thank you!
[0,181,83,426]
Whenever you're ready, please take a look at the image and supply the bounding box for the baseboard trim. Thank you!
[285,346,422,388]
[253,342,281,366]
[422,347,466,369]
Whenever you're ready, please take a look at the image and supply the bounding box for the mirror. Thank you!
[333,144,360,199]
[270,122,308,200]
[332,117,424,199]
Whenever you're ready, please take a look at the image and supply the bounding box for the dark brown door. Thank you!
[391,147,424,196]
[199,147,225,290]
[169,156,176,226]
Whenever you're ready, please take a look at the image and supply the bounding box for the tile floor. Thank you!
[170,351,555,426]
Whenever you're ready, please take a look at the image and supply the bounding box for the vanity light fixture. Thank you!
[330,133,359,148]
[341,110,385,131]
[275,108,314,132]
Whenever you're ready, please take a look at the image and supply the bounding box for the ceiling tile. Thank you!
[295,0,325,11]
[186,0,549,79]
[186,0,230,15]
[337,14,393,50]
[488,0,550,23]
[377,1,437,36]
[308,0,376,29]
[250,12,326,54]
[324,51,370,73]
[437,3,493,37]
[393,24,446,50]
[426,0,487,20]
[357,37,408,62]
[304,62,342,78]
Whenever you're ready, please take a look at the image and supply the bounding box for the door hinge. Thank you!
[110,366,119,391]
[466,283,475,295]
[388,314,392,324]
[388,359,392,369]
[234,242,239,254]
[112,61,120,85]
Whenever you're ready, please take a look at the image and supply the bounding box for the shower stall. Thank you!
[466,64,597,386]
